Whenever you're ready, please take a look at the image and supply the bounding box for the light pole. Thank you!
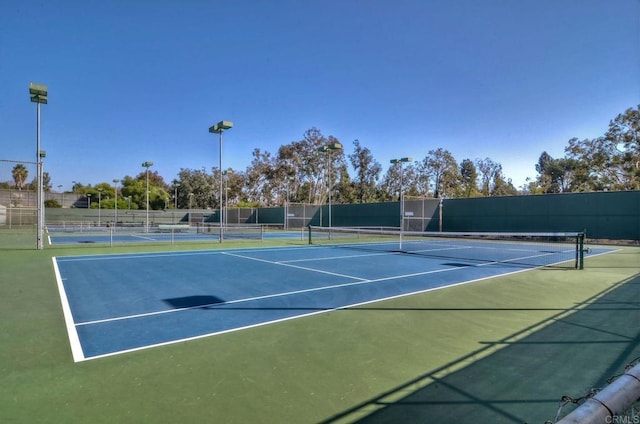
[390,157,413,249]
[29,82,47,250]
[173,182,180,209]
[57,185,64,208]
[223,169,232,226]
[284,175,294,231]
[390,157,413,228]
[113,179,120,229]
[97,188,103,226]
[142,161,153,232]
[126,196,132,211]
[87,193,91,209]
[209,120,233,243]
[317,142,342,228]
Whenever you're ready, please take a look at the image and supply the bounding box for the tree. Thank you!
[244,148,275,206]
[316,135,348,205]
[491,175,518,196]
[333,164,356,204]
[348,139,382,203]
[605,105,640,189]
[459,159,478,197]
[419,148,459,198]
[476,158,503,196]
[12,164,28,190]
[534,152,581,193]
[173,168,216,209]
[131,171,171,210]
[377,163,401,202]
[28,172,51,192]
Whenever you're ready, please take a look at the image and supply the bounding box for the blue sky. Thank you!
[1,0,639,192]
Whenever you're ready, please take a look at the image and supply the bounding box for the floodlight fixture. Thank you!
[390,157,412,164]
[209,120,233,133]
[29,82,48,104]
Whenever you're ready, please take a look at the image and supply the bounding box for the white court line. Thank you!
[222,251,368,281]
[59,245,605,361]
[75,263,467,327]
[285,246,471,263]
[129,234,157,241]
[53,244,312,262]
[52,257,85,362]
[71,256,558,362]
[74,248,569,328]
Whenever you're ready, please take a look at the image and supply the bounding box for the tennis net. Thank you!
[308,226,586,269]
[195,223,265,240]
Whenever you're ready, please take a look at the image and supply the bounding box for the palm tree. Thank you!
[12,164,28,190]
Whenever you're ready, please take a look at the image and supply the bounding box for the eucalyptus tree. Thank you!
[244,148,275,205]
[476,157,503,196]
[419,148,459,198]
[605,105,640,189]
[348,139,381,203]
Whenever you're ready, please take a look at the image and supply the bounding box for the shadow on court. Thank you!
[319,273,640,424]
[164,295,225,309]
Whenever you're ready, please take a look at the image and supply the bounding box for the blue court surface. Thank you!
[53,241,613,362]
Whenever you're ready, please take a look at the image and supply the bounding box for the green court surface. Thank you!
[1,228,639,423]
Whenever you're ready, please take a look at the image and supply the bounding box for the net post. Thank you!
[578,232,585,270]
[574,234,579,269]
[307,225,312,244]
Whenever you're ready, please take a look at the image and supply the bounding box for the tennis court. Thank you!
[53,235,614,362]
[47,226,304,245]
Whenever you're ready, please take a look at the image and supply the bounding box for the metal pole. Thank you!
[399,162,404,250]
[174,185,178,209]
[225,174,228,227]
[114,180,118,230]
[219,131,223,243]
[146,169,149,232]
[328,153,332,229]
[439,198,443,232]
[36,102,43,250]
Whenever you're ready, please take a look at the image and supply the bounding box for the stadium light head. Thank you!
[209,120,233,133]
[390,157,413,164]
[142,161,154,168]
[29,82,48,104]
[318,142,343,153]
